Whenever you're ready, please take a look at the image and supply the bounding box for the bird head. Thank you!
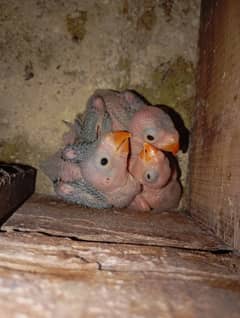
[81,131,131,192]
[129,106,180,155]
[130,142,171,189]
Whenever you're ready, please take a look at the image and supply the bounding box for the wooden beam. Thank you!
[189,0,240,249]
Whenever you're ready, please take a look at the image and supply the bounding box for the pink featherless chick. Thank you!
[58,131,141,209]
[40,95,112,185]
[128,105,180,157]
[129,143,182,212]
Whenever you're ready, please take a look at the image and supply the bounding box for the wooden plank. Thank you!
[189,1,240,249]
[0,163,36,224]
[0,231,239,318]
[2,195,230,251]
[0,231,239,277]
[0,269,239,318]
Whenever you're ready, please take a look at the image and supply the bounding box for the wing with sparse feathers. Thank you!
[55,179,112,209]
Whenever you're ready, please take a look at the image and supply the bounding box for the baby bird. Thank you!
[129,143,182,212]
[86,90,179,157]
[92,89,145,131]
[41,95,112,185]
[129,105,180,156]
[59,131,141,208]
[42,89,181,210]
[92,90,179,155]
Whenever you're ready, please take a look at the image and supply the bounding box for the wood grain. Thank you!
[189,0,240,250]
[2,195,230,251]
[0,231,239,318]
[0,231,239,276]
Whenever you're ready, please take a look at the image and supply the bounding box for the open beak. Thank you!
[111,131,131,154]
[139,143,158,162]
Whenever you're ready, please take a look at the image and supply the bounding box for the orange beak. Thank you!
[139,143,158,162]
[161,141,179,155]
[111,131,131,154]
[160,134,180,155]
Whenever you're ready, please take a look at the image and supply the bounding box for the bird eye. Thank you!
[100,157,108,166]
[144,170,158,183]
[144,128,156,143]
[146,173,151,180]
[146,134,154,141]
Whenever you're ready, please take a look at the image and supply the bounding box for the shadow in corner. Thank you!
[157,104,190,154]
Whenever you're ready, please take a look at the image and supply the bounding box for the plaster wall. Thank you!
[0,0,200,205]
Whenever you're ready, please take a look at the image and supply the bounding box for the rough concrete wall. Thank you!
[0,0,200,205]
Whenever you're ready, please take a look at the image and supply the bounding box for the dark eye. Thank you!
[144,170,158,183]
[100,157,108,166]
[147,134,154,141]
[146,173,151,180]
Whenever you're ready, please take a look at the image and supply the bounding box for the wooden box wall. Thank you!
[189,0,240,250]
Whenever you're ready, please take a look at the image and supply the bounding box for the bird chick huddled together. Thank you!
[41,89,182,212]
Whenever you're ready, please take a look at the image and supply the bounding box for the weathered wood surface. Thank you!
[1,268,240,318]
[0,231,239,318]
[2,195,230,251]
[189,1,240,250]
[0,163,36,224]
[0,231,239,276]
